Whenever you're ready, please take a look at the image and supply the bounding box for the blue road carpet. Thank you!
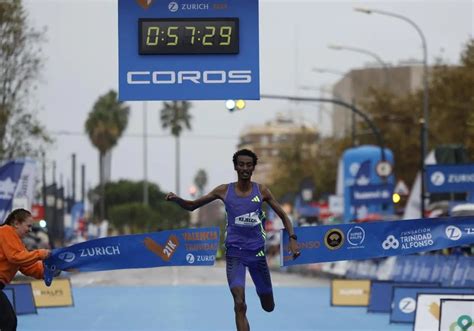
[19,286,410,331]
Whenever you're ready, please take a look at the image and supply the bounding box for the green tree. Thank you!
[194,168,208,197]
[85,90,129,220]
[95,179,189,233]
[360,38,474,186]
[108,203,157,234]
[268,128,345,200]
[0,1,51,159]
[160,101,192,196]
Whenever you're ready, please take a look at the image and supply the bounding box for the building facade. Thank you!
[332,64,424,138]
[237,115,319,185]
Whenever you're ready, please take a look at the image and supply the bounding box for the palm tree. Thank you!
[85,90,130,220]
[194,169,208,197]
[160,101,192,195]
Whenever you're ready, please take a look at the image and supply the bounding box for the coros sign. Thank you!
[118,0,260,100]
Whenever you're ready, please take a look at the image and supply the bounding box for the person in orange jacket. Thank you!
[0,208,51,331]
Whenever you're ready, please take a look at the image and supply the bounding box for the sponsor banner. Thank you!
[367,281,439,313]
[440,299,474,331]
[426,164,474,193]
[390,287,474,324]
[5,283,37,315]
[331,279,371,306]
[350,183,394,206]
[414,293,474,331]
[31,279,73,308]
[280,216,474,266]
[118,0,260,100]
[44,227,220,285]
[0,159,36,222]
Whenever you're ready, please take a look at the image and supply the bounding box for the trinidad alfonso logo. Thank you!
[382,235,400,250]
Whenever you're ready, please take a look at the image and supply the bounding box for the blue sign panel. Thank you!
[118,0,259,100]
[341,145,395,223]
[367,281,439,313]
[426,164,474,193]
[390,286,474,323]
[4,283,36,315]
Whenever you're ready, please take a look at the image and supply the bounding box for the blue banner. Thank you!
[44,227,220,285]
[281,216,474,266]
[390,286,474,323]
[426,164,474,193]
[351,183,394,206]
[0,159,36,222]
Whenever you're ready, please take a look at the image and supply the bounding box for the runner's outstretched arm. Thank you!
[165,184,227,211]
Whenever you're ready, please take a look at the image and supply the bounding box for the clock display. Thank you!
[139,18,239,55]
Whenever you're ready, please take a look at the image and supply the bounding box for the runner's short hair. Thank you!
[233,149,258,166]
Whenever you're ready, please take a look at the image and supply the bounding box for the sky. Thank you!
[22,0,473,201]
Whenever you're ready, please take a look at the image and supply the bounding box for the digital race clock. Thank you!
[139,18,239,55]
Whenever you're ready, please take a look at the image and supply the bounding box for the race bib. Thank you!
[234,211,262,227]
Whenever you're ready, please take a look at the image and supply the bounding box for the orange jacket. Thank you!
[0,225,48,284]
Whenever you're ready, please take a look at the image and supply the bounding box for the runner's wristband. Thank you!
[289,234,298,240]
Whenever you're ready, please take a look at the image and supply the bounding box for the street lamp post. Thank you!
[260,94,387,163]
[354,7,429,217]
[328,44,390,88]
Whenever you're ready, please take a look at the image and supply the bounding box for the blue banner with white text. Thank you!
[280,217,474,266]
[44,227,220,284]
[426,164,474,193]
[350,183,394,206]
[0,159,36,222]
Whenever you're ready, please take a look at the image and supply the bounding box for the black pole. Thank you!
[72,153,76,203]
[261,94,386,162]
[420,119,426,217]
[81,164,85,204]
[42,152,46,212]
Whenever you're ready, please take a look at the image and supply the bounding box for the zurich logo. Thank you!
[382,235,399,250]
[186,253,195,264]
[445,225,462,241]
[399,297,416,313]
[58,252,76,263]
[430,171,445,186]
[168,1,179,12]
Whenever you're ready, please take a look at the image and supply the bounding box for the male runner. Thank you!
[166,149,300,331]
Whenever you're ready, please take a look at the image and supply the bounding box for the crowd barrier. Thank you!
[327,254,474,328]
